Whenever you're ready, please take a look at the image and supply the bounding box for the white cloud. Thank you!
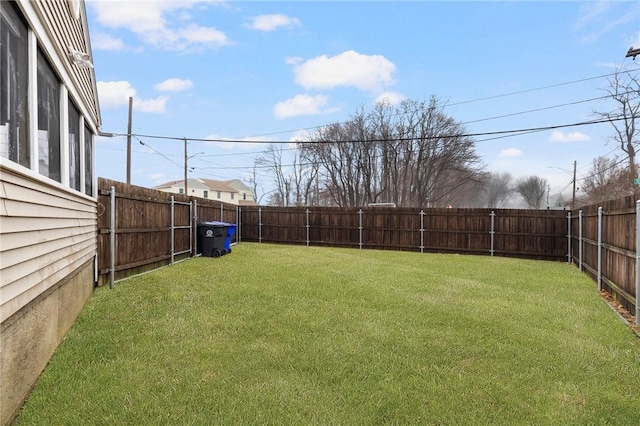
[293,50,396,92]
[154,78,194,92]
[91,1,229,51]
[97,81,136,108]
[549,131,590,143]
[574,1,610,30]
[273,94,338,119]
[246,14,301,31]
[97,81,168,113]
[374,91,405,106]
[285,57,303,65]
[574,1,637,43]
[500,148,523,158]
[92,32,124,51]
[135,96,169,113]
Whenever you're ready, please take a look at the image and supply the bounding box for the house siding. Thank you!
[31,0,100,126]
[0,165,97,424]
[0,0,100,423]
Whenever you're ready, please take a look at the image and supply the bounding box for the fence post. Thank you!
[220,204,224,222]
[490,210,495,256]
[597,206,603,292]
[170,196,175,265]
[636,201,640,325]
[237,206,241,243]
[567,211,572,263]
[578,210,583,272]
[259,207,262,243]
[191,200,196,256]
[420,210,425,253]
[109,186,116,289]
[358,209,363,249]
[306,208,310,247]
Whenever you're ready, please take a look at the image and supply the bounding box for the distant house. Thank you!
[154,178,258,206]
[0,0,100,423]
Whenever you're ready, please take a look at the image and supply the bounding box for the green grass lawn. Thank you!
[15,243,640,425]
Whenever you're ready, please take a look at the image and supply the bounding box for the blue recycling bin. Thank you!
[198,221,236,257]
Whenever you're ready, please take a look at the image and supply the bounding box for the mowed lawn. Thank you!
[15,243,640,425]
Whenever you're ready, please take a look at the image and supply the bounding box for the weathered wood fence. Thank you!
[96,178,638,323]
[97,178,237,286]
[570,195,639,317]
[237,206,569,261]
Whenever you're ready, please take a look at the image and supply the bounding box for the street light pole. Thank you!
[571,160,577,210]
[126,97,133,184]
[184,138,188,196]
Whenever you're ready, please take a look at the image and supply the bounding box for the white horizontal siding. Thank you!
[0,167,97,322]
[31,0,100,127]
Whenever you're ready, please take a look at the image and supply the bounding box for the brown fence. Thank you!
[238,206,569,261]
[570,195,638,315]
[97,178,238,286]
[96,178,637,323]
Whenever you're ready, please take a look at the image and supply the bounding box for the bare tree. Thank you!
[255,145,291,206]
[594,66,640,187]
[582,155,634,204]
[515,176,548,209]
[300,97,485,207]
[289,147,319,206]
[482,172,514,208]
[244,164,261,203]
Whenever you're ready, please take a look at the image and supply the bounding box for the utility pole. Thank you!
[571,160,577,210]
[184,138,188,196]
[126,96,132,184]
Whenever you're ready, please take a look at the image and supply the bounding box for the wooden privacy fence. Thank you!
[97,178,238,286]
[96,178,638,324]
[238,206,569,261]
[570,195,639,319]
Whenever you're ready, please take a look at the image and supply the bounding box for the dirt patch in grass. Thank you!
[601,290,640,338]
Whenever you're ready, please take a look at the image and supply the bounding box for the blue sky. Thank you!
[87,0,640,203]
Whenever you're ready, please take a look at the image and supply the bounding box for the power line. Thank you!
[100,71,631,143]
[126,116,626,145]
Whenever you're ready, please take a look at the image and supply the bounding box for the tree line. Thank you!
[250,68,639,209]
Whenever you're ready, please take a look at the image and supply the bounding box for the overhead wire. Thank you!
[98,70,637,193]
[101,71,630,144]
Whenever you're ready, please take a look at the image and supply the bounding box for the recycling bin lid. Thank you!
[200,221,229,227]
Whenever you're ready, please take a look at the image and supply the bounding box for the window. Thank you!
[179,188,184,194]
[203,190,208,199]
[230,193,234,200]
[37,48,61,182]
[84,125,93,196]
[0,1,30,167]
[217,191,221,199]
[243,193,246,200]
[68,101,81,191]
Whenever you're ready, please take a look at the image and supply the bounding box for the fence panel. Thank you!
[238,205,567,261]
[96,178,636,321]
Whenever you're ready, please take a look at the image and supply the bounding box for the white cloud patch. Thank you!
[91,1,229,51]
[135,96,169,114]
[246,14,301,31]
[273,94,338,119]
[97,81,168,113]
[500,148,523,158]
[92,32,125,51]
[293,50,396,92]
[154,78,194,92]
[549,131,590,143]
[374,91,405,106]
[573,1,637,43]
[97,81,137,108]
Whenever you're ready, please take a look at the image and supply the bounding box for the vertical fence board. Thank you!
[96,178,637,319]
